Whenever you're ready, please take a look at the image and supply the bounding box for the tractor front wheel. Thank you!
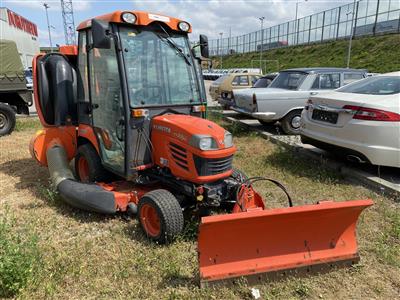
[138,189,184,244]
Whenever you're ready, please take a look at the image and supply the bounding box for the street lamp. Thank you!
[258,16,265,73]
[219,32,223,69]
[346,0,357,68]
[43,3,53,52]
[295,0,308,45]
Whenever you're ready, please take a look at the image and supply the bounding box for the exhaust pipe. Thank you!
[346,155,365,164]
[46,145,117,214]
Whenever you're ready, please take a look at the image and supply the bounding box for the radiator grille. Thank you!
[170,143,189,171]
[193,155,233,176]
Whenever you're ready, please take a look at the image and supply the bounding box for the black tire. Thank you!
[231,167,248,183]
[258,120,275,126]
[0,103,16,136]
[138,189,184,244]
[74,143,109,182]
[281,110,302,135]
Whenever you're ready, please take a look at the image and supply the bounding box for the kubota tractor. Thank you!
[30,10,373,286]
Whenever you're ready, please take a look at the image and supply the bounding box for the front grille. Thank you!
[193,155,233,176]
[170,143,189,171]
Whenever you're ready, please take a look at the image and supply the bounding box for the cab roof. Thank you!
[77,10,192,33]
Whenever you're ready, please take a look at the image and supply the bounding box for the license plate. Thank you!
[312,109,338,124]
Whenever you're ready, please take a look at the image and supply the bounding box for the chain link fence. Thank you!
[209,0,400,56]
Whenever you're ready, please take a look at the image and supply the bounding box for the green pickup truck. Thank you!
[0,40,32,136]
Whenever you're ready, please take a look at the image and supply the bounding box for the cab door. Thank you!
[88,33,125,175]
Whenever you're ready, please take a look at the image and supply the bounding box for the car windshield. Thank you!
[269,72,307,90]
[338,76,400,95]
[119,27,201,107]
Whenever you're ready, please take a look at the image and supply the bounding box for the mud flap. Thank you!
[198,199,373,287]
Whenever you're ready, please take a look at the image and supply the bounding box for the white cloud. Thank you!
[129,0,349,39]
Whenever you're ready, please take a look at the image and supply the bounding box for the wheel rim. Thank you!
[140,204,161,237]
[0,112,6,129]
[291,115,301,129]
[77,156,90,182]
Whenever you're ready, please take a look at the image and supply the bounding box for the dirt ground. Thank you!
[0,118,399,299]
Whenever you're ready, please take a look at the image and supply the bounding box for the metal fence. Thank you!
[209,0,400,56]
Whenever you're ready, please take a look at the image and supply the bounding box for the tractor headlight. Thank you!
[178,21,190,32]
[121,12,137,24]
[199,137,213,150]
[190,135,218,150]
[224,131,233,148]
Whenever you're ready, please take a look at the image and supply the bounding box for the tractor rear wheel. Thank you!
[138,189,184,244]
[75,143,109,183]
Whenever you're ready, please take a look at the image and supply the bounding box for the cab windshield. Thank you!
[119,27,201,107]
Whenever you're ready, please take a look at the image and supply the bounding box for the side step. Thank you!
[198,199,373,287]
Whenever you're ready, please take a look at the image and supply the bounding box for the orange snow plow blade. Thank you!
[198,199,373,287]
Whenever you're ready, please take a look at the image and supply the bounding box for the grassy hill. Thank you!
[214,34,400,73]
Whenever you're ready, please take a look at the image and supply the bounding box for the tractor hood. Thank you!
[152,114,230,150]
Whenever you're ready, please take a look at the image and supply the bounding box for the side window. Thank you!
[250,76,259,85]
[312,73,341,89]
[344,73,364,85]
[239,76,249,86]
[231,76,240,86]
[77,31,89,102]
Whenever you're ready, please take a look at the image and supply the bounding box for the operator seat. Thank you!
[37,53,78,125]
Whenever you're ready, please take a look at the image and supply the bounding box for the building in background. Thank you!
[0,7,40,68]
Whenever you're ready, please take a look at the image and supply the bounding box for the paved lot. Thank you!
[219,110,400,198]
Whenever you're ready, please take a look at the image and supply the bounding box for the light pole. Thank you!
[219,32,223,69]
[43,3,53,52]
[258,16,265,73]
[295,0,308,45]
[346,0,357,68]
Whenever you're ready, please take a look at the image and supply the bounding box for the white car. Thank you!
[232,68,367,134]
[300,72,400,168]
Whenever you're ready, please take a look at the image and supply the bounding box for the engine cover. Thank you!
[151,114,236,184]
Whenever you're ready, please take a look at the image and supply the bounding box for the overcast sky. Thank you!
[3,0,352,46]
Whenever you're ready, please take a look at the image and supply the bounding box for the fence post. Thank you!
[296,18,300,44]
[321,11,326,42]
[373,0,380,35]
[308,16,312,43]
[336,6,341,40]
[353,1,359,37]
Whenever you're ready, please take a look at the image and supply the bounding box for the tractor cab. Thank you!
[34,11,210,180]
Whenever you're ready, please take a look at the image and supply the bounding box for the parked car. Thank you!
[232,67,367,134]
[300,72,400,168]
[25,68,33,90]
[209,72,261,108]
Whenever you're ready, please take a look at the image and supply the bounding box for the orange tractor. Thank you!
[30,10,373,286]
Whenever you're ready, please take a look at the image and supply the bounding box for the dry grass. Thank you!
[0,117,399,299]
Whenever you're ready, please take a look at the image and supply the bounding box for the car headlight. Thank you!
[189,135,218,150]
[224,131,233,148]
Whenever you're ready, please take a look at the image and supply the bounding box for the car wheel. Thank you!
[0,103,16,136]
[281,110,302,135]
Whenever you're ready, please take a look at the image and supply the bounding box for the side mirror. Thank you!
[92,19,111,49]
[199,34,209,58]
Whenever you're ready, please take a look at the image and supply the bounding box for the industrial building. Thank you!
[0,7,40,68]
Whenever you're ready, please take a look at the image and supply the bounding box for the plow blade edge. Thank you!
[198,199,373,287]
